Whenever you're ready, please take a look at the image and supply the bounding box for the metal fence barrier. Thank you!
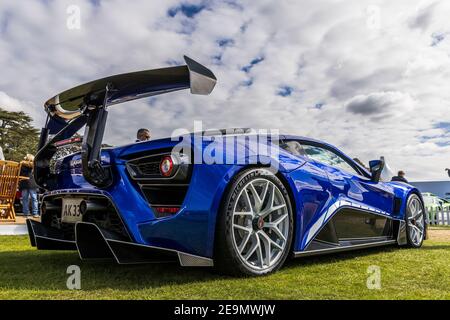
[426,207,450,226]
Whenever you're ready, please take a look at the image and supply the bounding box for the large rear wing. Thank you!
[45,56,216,123]
[35,56,216,189]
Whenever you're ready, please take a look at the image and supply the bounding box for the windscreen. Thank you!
[380,158,395,182]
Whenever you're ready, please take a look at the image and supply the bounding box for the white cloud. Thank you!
[0,0,449,181]
[345,91,415,117]
[0,91,23,111]
[0,91,43,125]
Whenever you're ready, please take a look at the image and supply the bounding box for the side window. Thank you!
[280,140,306,157]
[302,144,360,176]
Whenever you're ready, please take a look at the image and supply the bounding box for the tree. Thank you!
[0,108,40,162]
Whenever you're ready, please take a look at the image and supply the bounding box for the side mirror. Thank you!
[369,158,385,183]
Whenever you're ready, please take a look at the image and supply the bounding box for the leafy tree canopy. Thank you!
[0,107,40,162]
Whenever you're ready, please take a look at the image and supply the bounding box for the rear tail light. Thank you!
[127,152,190,180]
[127,152,192,219]
[159,156,174,177]
[154,206,179,218]
[53,137,82,147]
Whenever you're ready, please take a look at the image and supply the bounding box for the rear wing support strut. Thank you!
[34,84,114,189]
[80,83,114,188]
[34,56,216,190]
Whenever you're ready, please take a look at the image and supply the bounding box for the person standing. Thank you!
[19,154,39,217]
[391,170,408,183]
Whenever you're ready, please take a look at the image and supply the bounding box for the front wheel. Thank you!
[405,194,426,248]
[215,168,294,276]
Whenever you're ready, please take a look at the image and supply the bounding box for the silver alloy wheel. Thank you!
[231,178,289,271]
[407,197,425,246]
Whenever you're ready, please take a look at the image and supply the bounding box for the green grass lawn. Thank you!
[0,236,449,300]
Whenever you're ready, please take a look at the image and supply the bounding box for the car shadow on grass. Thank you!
[0,250,225,291]
[0,243,447,291]
[283,242,450,269]
[283,245,399,269]
[417,244,450,250]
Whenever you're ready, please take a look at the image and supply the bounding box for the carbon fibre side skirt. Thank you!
[294,239,397,258]
[294,208,405,257]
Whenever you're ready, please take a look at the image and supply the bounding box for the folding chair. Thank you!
[0,160,24,223]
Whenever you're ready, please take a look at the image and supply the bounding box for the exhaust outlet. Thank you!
[80,200,108,215]
[41,201,61,215]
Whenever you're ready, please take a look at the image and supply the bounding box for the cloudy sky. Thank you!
[0,0,449,181]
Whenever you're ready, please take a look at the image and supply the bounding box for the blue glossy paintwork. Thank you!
[49,134,421,258]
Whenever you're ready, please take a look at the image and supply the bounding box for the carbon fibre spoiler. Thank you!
[35,56,216,189]
[44,56,216,122]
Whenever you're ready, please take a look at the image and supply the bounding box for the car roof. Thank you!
[281,134,344,152]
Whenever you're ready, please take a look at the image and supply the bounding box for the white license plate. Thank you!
[61,198,83,223]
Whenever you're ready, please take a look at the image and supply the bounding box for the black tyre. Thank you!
[215,168,294,276]
[405,194,426,248]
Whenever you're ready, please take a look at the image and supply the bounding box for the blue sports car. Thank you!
[28,56,427,276]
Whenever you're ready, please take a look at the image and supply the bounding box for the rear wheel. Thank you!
[405,194,425,248]
[215,168,293,276]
